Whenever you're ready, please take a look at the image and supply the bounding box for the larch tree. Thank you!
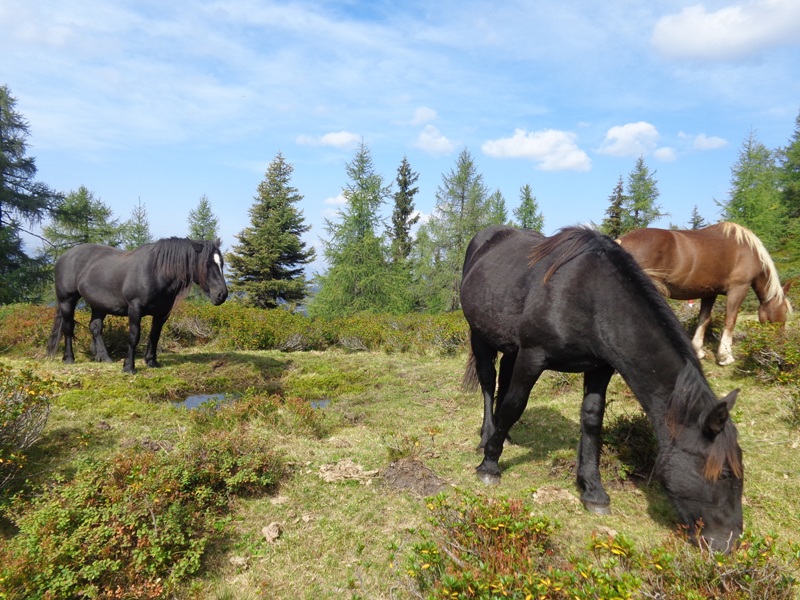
[410,149,490,312]
[308,142,411,319]
[486,189,509,225]
[720,129,783,249]
[227,152,315,309]
[0,85,60,303]
[42,186,122,259]
[513,184,544,232]
[188,194,220,241]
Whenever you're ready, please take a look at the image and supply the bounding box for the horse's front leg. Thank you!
[691,296,716,360]
[89,310,112,363]
[717,286,749,366]
[577,365,614,515]
[144,313,168,368]
[124,309,143,374]
[477,347,543,485]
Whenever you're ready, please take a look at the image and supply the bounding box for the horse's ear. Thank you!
[190,240,204,253]
[783,281,792,294]
[702,389,738,439]
[702,402,729,439]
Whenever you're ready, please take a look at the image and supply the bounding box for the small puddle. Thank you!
[309,398,331,409]
[175,393,233,410]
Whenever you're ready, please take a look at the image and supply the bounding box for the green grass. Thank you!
[1,336,799,598]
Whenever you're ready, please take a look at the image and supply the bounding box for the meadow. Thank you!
[0,303,799,599]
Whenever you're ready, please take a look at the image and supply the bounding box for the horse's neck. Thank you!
[614,352,693,444]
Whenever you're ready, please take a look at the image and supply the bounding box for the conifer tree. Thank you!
[720,130,783,248]
[227,153,315,308]
[624,156,664,231]
[122,198,153,249]
[513,184,544,232]
[0,85,60,303]
[599,176,625,238]
[412,148,489,312]
[42,186,122,258]
[187,194,220,241]
[389,156,419,264]
[308,142,411,318]
[486,189,509,225]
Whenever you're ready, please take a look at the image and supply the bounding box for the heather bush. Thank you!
[406,490,800,599]
[0,365,56,491]
[0,429,284,600]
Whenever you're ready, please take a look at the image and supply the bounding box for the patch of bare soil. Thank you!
[381,457,448,497]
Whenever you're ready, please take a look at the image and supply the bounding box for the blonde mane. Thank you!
[719,222,790,309]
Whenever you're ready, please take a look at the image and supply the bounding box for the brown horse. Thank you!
[618,222,791,365]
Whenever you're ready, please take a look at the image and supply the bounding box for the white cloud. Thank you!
[411,106,437,125]
[481,128,591,171]
[324,194,346,205]
[654,147,678,162]
[598,122,660,157]
[415,125,455,156]
[652,0,800,61]
[296,131,360,148]
[694,133,728,150]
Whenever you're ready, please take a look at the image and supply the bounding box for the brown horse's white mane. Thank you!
[720,222,790,310]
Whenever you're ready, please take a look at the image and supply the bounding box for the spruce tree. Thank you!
[624,156,664,231]
[227,153,315,308]
[0,85,60,303]
[389,156,420,265]
[122,198,153,249]
[486,189,509,225]
[188,194,220,241]
[599,176,626,238]
[779,109,800,219]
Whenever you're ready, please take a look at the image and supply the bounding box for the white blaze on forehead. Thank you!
[213,252,223,273]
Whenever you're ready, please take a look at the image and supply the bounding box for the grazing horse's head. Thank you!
[657,368,744,553]
[758,282,792,326]
[194,240,228,305]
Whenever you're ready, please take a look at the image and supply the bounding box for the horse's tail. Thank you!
[462,349,480,392]
[47,310,63,357]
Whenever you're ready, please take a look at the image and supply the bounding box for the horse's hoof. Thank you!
[476,470,501,486]
[717,356,735,366]
[583,501,612,516]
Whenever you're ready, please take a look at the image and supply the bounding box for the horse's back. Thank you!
[618,224,759,298]
[54,244,128,298]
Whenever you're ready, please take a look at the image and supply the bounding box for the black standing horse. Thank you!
[47,237,228,373]
[460,225,743,552]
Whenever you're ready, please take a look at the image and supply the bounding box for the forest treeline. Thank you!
[3,83,799,316]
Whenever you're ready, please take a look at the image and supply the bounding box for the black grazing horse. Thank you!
[460,225,744,552]
[47,237,228,373]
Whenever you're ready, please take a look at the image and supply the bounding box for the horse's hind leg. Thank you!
[58,298,78,364]
[577,365,614,515]
[89,310,113,363]
[692,296,716,360]
[477,346,544,485]
[471,333,499,450]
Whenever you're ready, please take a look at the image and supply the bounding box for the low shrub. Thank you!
[0,305,54,355]
[405,489,800,599]
[0,430,284,600]
[0,365,56,492]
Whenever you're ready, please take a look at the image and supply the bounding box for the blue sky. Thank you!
[2,0,800,273]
